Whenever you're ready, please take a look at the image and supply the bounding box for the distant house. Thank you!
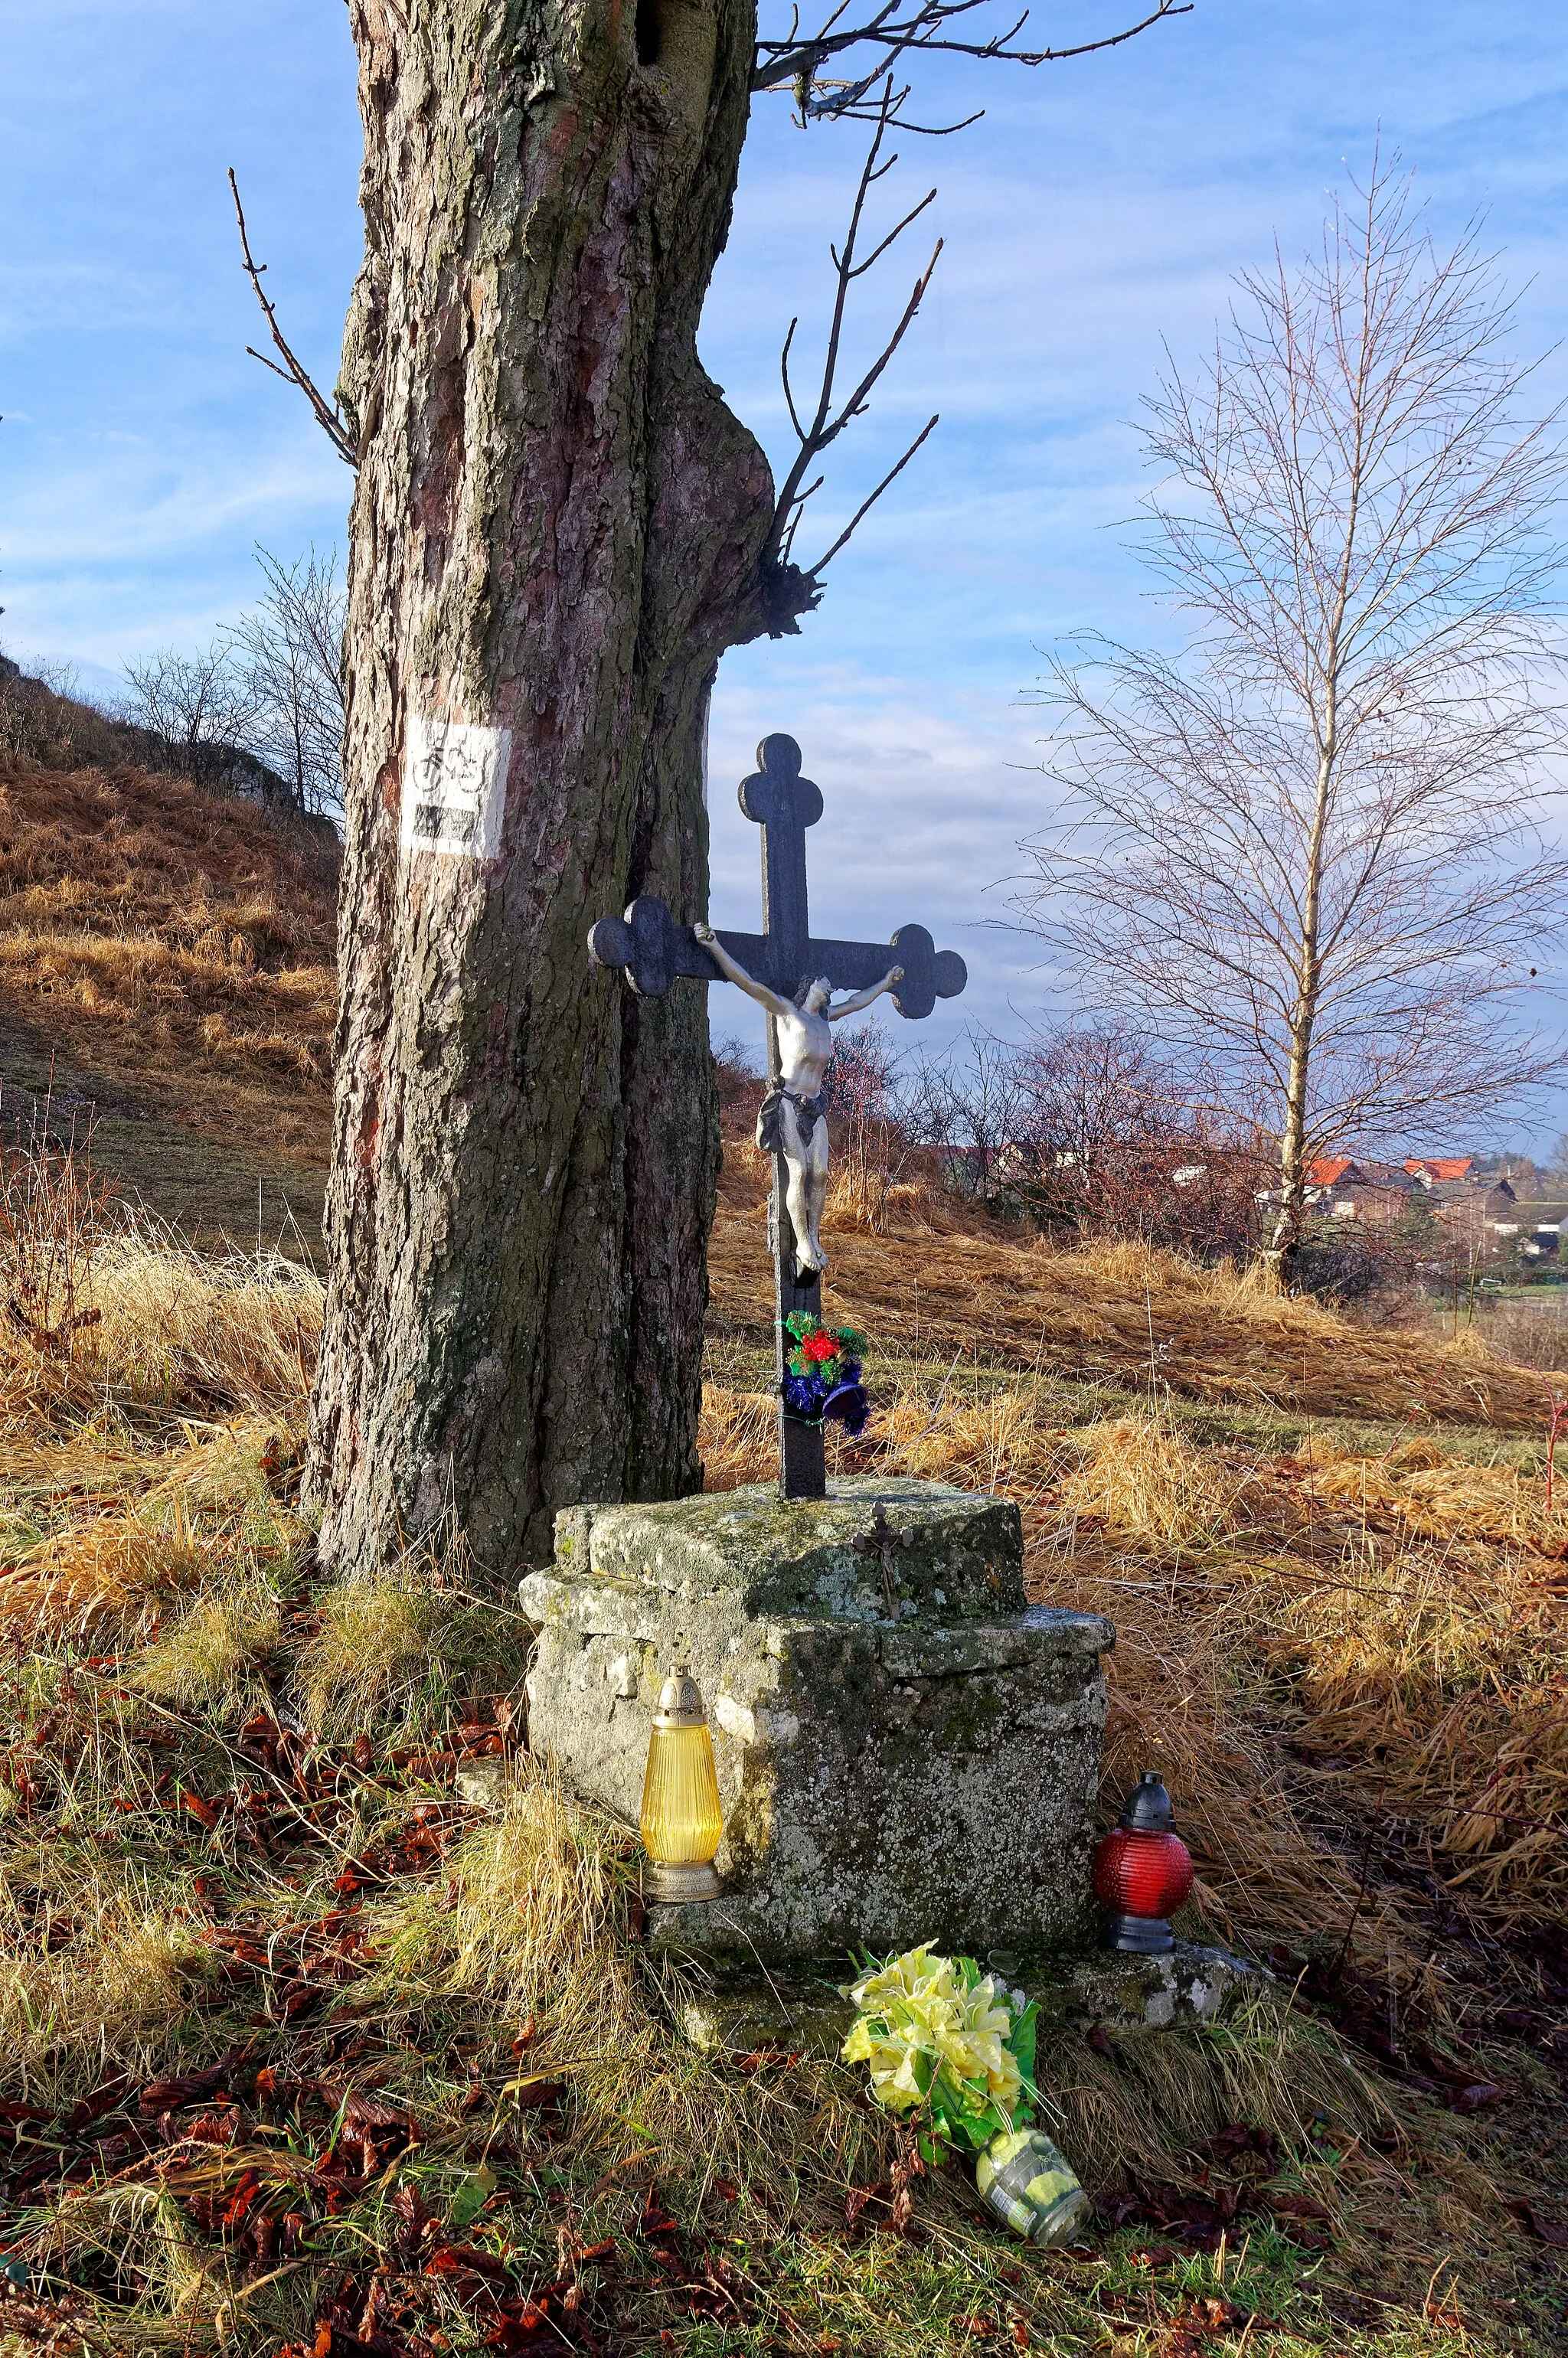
[1302,1156,1419,1223]
[1262,1148,1554,1262]
[1426,1174,1521,1256]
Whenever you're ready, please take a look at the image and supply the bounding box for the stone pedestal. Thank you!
[519,1476,1113,1961]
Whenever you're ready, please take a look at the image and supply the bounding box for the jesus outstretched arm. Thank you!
[827,965,903,1020]
[692,923,795,1020]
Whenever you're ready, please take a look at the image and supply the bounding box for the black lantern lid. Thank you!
[1118,1771,1176,1832]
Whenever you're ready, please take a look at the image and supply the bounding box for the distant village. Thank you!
[943,1136,1565,1271]
[1292,1154,1563,1264]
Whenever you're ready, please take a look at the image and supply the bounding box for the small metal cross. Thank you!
[852,1501,914,1619]
[590,733,967,1502]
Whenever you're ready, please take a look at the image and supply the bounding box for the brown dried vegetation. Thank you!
[713,1135,1557,1429]
[705,1171,1568,1943]
[704,1125,1568,2093]
[0,759,337,1161]
[0,870,1561,2347]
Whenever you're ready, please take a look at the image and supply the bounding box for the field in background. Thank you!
[0,749,1563,2353]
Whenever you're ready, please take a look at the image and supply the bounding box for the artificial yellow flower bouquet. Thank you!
[841,1944,1088,2245]
[841,1944,1032,2153]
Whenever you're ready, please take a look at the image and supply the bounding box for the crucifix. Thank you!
[589,732,966,1501]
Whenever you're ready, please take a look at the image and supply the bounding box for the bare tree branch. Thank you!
[765,80,942,579]
[228,168,358,469]
[805,410,939,572]
[755,0,1190,122]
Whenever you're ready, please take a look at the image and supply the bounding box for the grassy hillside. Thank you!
[0,746,335,1243]
[0,748,1563,2356]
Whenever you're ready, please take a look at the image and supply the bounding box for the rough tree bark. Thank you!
[310,0,813,1574]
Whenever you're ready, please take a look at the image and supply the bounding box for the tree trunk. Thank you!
[309,0,808,1575]
[1266,675,1340,1284]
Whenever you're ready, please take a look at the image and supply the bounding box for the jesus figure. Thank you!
[694,922,904,1274]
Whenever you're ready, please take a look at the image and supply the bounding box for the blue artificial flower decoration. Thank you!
[822,1372,870,1437]
[780,1328,871,1435]
[782,1372,824,1420]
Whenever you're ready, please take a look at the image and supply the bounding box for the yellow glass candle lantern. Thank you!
[639,1664,724,1901]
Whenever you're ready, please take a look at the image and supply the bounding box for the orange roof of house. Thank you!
[1308,1156,1354,1186]
[1405,1157,1474,1181]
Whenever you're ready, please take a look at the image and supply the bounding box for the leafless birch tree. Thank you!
[226,547,346,816]
[1019,162,1568,1270]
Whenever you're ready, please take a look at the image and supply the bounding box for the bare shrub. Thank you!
[712,1031,763,1125]
[1474,1298,1568,1372]
[826,1017,909,1227]
[119,644,260,783]
[908,1026,1030,1206]
[914,1023,1268,1257]
[0,1094,114,1363]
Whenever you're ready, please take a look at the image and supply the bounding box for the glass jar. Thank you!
[975,2128,1089,2246]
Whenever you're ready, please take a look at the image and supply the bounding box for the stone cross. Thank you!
[590,732,967,1500]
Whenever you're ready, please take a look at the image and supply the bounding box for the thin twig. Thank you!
[1331,1765,1390,1976]
[227,168,358,469]
[765,79,943,577]
[805,410,939,571]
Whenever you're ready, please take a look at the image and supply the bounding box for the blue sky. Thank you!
[4,2,1568,1139]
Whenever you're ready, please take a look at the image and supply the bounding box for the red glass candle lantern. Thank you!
[1093,1772,1194,1954]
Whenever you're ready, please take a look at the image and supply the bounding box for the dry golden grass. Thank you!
[707,1129,1568,1966]
[381,1759,637,2017]
[0,759,337,1161]
[4,1096,1557,1973]
[0,1212,1553,2349]
[132,1580,284,1709]
[364,1759,795,2190]
[714,1142,1559,1429]
[0,1235,321,1435]
[0,802,1555,2347]
[294,1550,531,1739]
[0,1510,216,1648]
[0,1886,207,2099]
[699,1346,1568,1971]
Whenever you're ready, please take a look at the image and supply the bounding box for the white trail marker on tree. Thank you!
[400,717,514,861]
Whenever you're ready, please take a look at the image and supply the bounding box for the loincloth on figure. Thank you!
[756,1085,828,1158]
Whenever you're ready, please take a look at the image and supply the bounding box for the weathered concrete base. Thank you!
[1031,1940,1267,2034]
[670,1941,1266,2058]
[521,1478,1114,1961]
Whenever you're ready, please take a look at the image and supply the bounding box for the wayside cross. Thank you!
[589,732,966,1500]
